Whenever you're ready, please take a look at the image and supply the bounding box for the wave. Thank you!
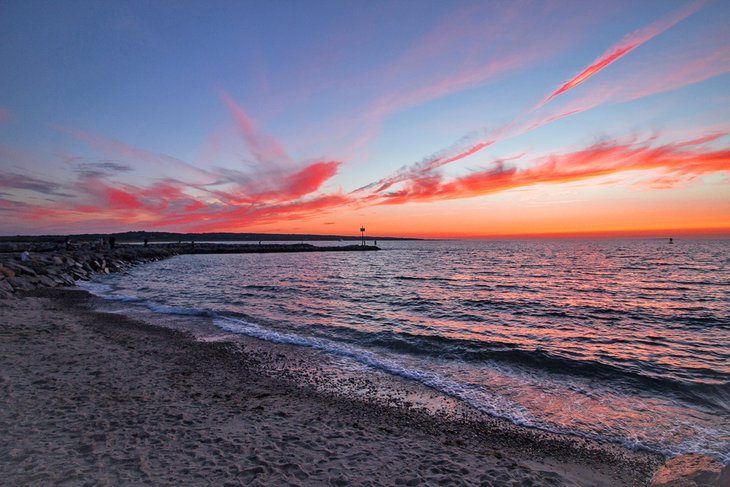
[210,315,729,462]
[79,276,730,463]
[288,325,730,412]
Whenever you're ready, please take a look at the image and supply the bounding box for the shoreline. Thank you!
[1,287,666,486]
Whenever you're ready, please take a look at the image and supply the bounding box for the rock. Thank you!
[58,273,75,285]
[4,262,37,276]
[0,266,15,278]
[52,256,64,265]
[32,265,48,275]
[0,279,13,293]
[38,275,57,287]
[50,275,66,285]
[650,454,725,487]
[7,276,36,291]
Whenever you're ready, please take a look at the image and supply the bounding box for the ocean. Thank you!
[79,239,730,463]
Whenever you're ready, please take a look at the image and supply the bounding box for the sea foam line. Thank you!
[78,279,726,462]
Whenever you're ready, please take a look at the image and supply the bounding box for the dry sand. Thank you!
[0,288,663,486]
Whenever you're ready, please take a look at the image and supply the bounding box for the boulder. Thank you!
[7,276,36,291]
[58,273,75,285]
[38,275,57,288]
[32,265,49,275]
[5,261,37,276]
[50,275,66,285]
[0,279,14,293]
[650,454,725,487]
[0,266,15,278]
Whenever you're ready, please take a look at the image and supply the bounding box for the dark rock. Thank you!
[0,279,13,293]
[4,262,37,276]
[38,275,57,288]
[7,276,36,291]
[0,266,15,278]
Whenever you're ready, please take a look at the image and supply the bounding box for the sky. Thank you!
[0,0,728,238]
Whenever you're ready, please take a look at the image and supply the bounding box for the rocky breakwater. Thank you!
[0,246,179,298]
[185,242,380,254]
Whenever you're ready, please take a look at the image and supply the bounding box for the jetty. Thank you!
[0,242,379,298]
[184,242,379,254]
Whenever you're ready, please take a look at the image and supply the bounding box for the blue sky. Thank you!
[0,0,728,236]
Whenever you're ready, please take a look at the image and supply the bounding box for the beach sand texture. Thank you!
[1,288,664,486]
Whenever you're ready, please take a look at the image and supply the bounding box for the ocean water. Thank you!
[80,239,730,462]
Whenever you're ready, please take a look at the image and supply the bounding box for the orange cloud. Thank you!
[182,194,352,233]
[359,1,710,196]
[377,133,730,204]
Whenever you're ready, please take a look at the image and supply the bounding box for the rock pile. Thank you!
[0,246,179,299]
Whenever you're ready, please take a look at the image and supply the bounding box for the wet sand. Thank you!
[0,288,663,486]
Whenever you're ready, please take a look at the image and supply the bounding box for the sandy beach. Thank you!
[0,287,669,486]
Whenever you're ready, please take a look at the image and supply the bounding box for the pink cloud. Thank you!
[185,194,352,233]
[220,91,292,165]
[5,130,728,233]
[540,0,704,107]
[531,45,730,131]
[376,132,730,204]
[358,1,711,196]
[248,160,340,202]
[52,124,217,183]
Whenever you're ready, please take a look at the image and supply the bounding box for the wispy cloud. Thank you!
[376,133,730,204]
[539,0,704,107]
[73,161,132,178]
[359,1,709,196]
[0,170,74,197]
[220,91,291,166]
[6,130,728,232]
[51,124,218,183]
[4,96,348,232]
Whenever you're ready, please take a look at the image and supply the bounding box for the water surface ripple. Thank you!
[83,239,730,462]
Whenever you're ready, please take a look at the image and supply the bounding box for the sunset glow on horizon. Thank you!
[1,1,728,238]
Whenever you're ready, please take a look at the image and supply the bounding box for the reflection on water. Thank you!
[88,239,730,461]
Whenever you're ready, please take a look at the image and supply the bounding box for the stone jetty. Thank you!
[0,242,380,298]
[185,242,380,254]
[0,246,179,299]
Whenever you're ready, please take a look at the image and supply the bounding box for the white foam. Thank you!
[148,303,210,316]
[80,277,729,463]
[213,315,535,424]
